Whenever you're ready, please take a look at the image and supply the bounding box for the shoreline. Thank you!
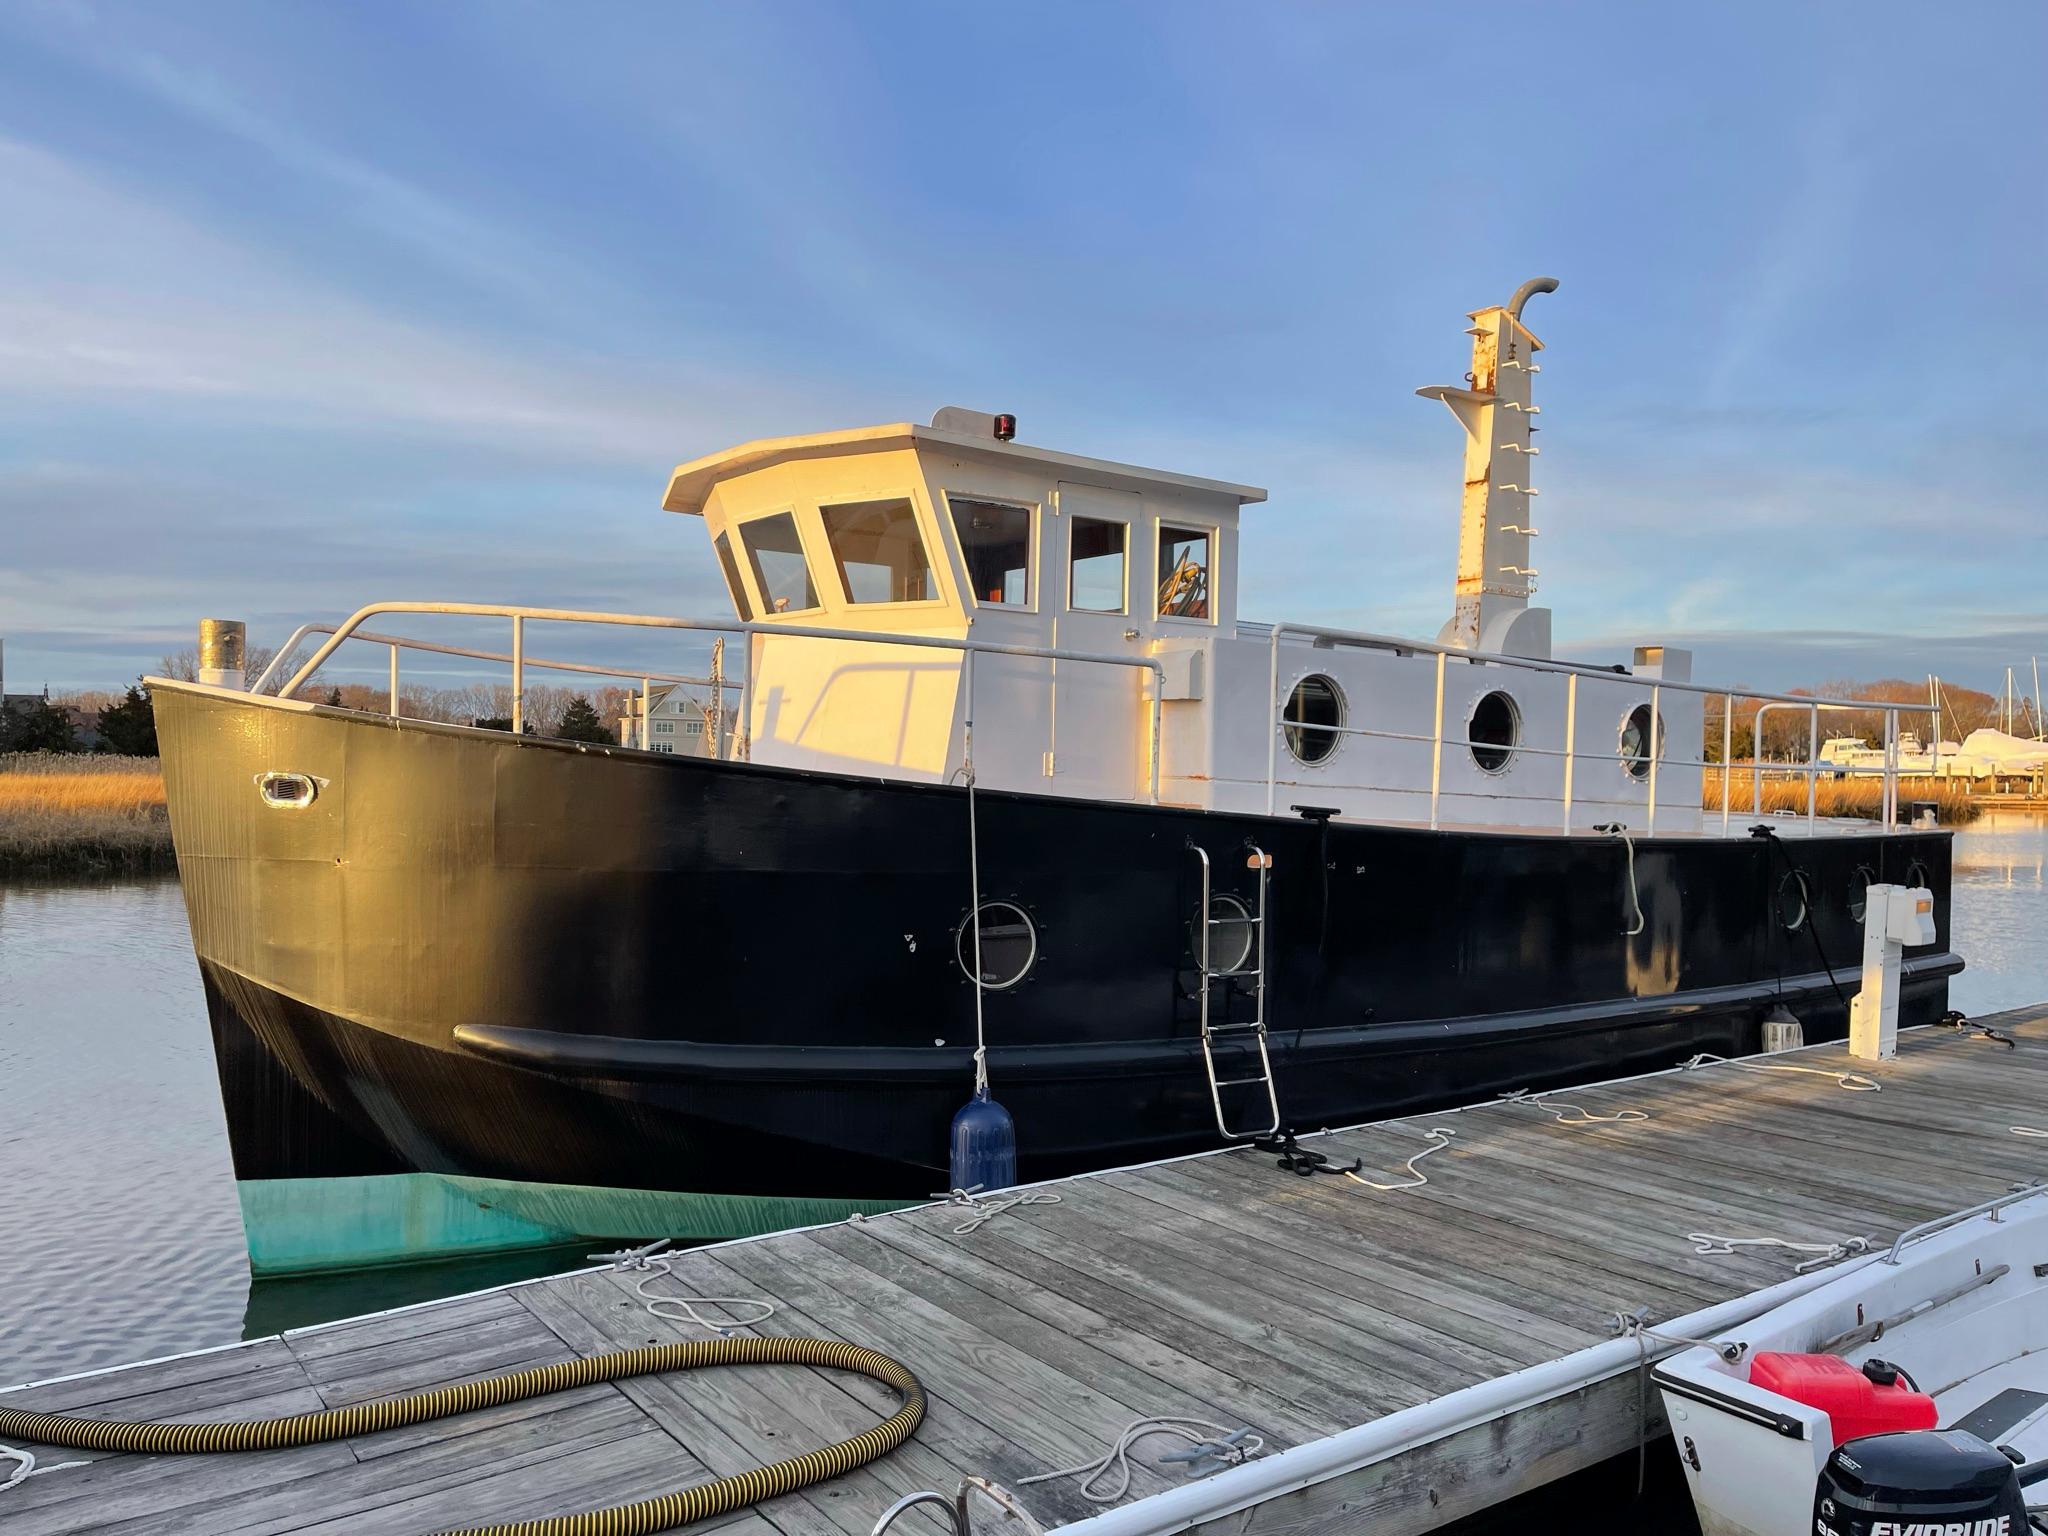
[0,754,176,878]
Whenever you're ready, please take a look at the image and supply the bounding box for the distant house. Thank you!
[57,705,103,751]
[618,685,738,757]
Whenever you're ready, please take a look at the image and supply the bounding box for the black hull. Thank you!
[155,685,1960,1262]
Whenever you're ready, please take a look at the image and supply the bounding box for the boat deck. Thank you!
[7,1003,2048,1536]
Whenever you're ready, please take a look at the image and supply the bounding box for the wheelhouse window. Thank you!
[713,531,754,622]
[739,512,818,614]
[1156,525,1212,619]
[1069,517,1127,613]
[819,498,934,604]
[949,497,1032,606]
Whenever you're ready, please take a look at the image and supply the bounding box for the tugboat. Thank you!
[149,280,1961,1273]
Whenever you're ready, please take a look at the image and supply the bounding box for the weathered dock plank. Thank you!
[7,1004,2047,1536]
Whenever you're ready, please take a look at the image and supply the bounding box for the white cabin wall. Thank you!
[704,455,969,782]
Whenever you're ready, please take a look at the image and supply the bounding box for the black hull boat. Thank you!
[155,685,1957,1273]
[151,279,1965,1272]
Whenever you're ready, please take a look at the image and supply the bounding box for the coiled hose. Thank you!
[0,1334,924,1536]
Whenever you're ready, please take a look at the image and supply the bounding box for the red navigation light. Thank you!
[992,413,1016,441]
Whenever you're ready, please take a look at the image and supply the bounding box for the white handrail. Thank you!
[1264,620,1944,832]
[275,601,1165,802]
[251,622,725,696]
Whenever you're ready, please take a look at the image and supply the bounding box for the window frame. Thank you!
[735,507,825,619]
[1066,514,1131,616]
[1153,519,1219,626]
[816,492,948,611]
[942,491,1039,613]
[712,530,755,623]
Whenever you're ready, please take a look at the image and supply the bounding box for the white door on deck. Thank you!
[1052,482,1147,802]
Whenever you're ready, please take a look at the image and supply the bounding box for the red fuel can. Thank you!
[1749,1351,1938,1446]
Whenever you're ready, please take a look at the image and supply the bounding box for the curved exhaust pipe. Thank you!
[1507,276,1559,321]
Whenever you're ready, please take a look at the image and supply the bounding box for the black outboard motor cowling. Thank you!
[1814,1429,2027,1535]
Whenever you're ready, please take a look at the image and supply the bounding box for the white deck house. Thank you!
[661,289,1711,833]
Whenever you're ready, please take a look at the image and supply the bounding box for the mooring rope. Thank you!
[933,1186,1063,1236]
[1497,1088,1649,1126]
[0,1336,926,1536]
[590,1240,779,1336]
[1017,1417,1266,1504]
[1678,1051,1880,1093]
[1341,1127,1456,1191]
[2,1442,87,1493]
[1685,1231,1872,1273]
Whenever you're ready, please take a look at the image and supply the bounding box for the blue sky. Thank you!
[1,1,2042,698]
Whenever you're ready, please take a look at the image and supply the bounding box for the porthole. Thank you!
[1848,865,1875,923]
[1777,870,1811,933]
[1191,894,1255,976]
[1904,859,1930,892]
[1283,675,1345,765]
[255,771,317,809]
[955,901,1037,990]
[1619,704,1664,782]
[1468,690,1522,774]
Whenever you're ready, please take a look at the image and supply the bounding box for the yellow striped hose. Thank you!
[0,1334,925,1536]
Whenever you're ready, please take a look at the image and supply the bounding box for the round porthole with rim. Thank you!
[1619,704,1664,782]
[1191,894,1255,975]
[1282,674,1345,766]
[1848,864,1875,923]
[1904,859,1930,892]
[1777,869,1811,933]
[955,901,1038,990]
[1468,689,1522,774]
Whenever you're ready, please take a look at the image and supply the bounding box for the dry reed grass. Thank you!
[1702,772,1980,824]
[0,754,174,875]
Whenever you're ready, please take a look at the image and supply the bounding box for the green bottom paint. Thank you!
[237,1173,915,1275]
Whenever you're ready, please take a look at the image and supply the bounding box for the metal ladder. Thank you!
[1189,841,1280,1140]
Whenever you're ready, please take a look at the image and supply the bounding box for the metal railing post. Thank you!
[1721,693,1733,833]
[1561,672,1577,832]
[511,616,525,736]
[641,677,652,750]
[389,644,400,717]
[1646,684,1661,833]
[1265,629,1281,815]
[1429,651,1447,831]
[1807,704,1819,829]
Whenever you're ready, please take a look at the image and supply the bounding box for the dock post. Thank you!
[197,618,247,690]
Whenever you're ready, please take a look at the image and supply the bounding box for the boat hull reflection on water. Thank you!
[154,683,1959,1274]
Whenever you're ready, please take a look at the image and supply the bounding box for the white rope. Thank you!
[589,1239,777,1335]
[3,1443,88,1494]
[1609,1308,1746,1362]
[1686,1231,1872,1273]
[935,1186,1062,1236]
[1679,1051,1879,1093]
[959,651,990,1099]
[1609,826,1646,936]
[1341,1127,1456,1191]
[1498,1088,1648,1126]
[1018,1417,1265,1504]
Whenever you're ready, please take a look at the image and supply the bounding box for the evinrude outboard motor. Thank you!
[1814,1429,2031,1535]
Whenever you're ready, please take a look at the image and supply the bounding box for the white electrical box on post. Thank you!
[1848,884,1938,1061]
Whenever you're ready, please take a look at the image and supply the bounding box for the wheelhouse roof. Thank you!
[661,422,1268,516]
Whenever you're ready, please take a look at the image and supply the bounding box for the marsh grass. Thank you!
[0,754,174,875]
[1702,772,1981,824]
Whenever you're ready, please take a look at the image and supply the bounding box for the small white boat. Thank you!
[1656,1188,2048,1535]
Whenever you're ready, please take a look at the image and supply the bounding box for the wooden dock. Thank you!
[8,1003,2048,1536]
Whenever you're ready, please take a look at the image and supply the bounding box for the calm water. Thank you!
[2,813,2043,1388]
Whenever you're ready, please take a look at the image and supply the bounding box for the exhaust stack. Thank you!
[1418,278,1557,659]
